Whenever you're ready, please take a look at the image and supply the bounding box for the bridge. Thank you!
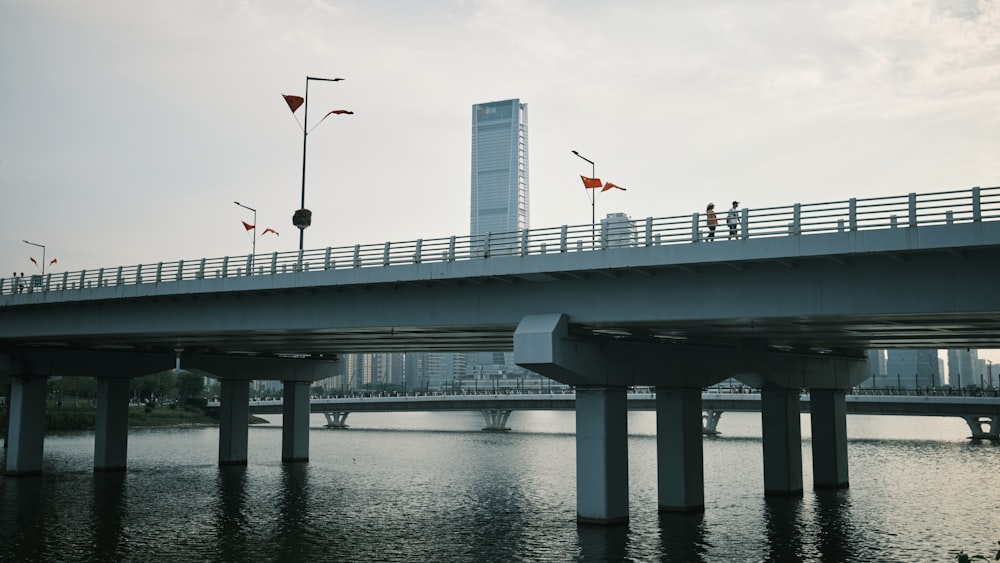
[212,391,1000,438]
[3,186,1000,524]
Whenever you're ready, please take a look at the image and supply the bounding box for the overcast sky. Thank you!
[2,1,999,367]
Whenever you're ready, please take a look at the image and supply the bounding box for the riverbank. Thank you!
[1,403,268,432]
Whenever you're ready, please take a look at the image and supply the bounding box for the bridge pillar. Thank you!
[94,377,130,472]
[761,388,803,496]
[323,411,350,429]
[282,380,311,462]
[656,387,704,512]
[809,389,849,489]
[5,376,47,476]
[702,410,723,435]
[481,408,513,431]
[576,386,629,524]
[218,379,250,466]
[962,415,1000,440]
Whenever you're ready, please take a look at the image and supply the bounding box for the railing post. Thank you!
[560,225,568,252]
[270,252,277,274]
[482,233,491,258]
[79,270,86,288]
[116,266,123,286]
[520,229,529,256]
[849,198,858,231]
[353,244,361,268]
[740,209,749,239]
[600,226,609,250]
[296,250,304,272]
[245,255,253,275]
[414,239,423,264]
[791,203,801,235]
[645,217,653,246]
[908,192,918,227]
[98,268,105,287]
[448,236,456,261]
[946,210,954,225]
[176,260,184,281]
[972,186,981,222]
[221,257,229,278]
[135,264,143,284]
[691,213,701,243]
[155,262,163,283]
[43,273,51,292]
[383,241,391,266]
[61,272,68,291]
[198,258,206,280]
[325,247,333,270]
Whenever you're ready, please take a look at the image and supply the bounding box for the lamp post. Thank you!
[22,239,46,277]
[290,75,351,251]
[234,201,256,269]
[572,150,597,240]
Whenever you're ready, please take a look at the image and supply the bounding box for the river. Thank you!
[2,411,998,561]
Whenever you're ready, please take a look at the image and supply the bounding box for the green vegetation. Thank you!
[1,371,264,433]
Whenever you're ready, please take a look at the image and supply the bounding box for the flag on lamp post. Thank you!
[580,176,603,189]
[262,228,279,236]
[602,182,626,192]
[242,221,255,231]
[283,95,304,113]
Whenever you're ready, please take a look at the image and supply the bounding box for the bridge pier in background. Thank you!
[702,410,723,435]
[656,387,705,512]
[809,389,849,489]
[761,388,804,497]
[576,387,629,524]
[282,380,311,462]
[480,408,513,431]
[962,415,1000,440]
[5,376,47,476]
[323,411,350,429]
[94,378,130,472]
[218,379,250,465]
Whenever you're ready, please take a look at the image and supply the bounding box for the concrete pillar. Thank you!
[94,377,130,472]
[5,377,47,476]
[575,386,629,524]
[761,388,803,496]
[282,380,311,462]
[656,387,705,512]
[809,388,849,489]
[218,379,250,466]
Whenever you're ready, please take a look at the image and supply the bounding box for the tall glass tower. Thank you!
[471,99,529,236]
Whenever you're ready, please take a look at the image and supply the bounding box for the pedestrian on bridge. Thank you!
[706,203,718,241]
[727,201,740,239]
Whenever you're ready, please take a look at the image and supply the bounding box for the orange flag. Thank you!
[283,94,304,113]
[580,176,602,189]
[49,258,58,266]
[29,257,38,267]
[325,109,354,116]
[242,221,255,231]
[262,228,279,236]
[602,182,626,192]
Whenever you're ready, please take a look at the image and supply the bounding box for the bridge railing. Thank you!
[3,186,999,296]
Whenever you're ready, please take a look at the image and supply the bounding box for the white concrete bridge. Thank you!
[2,186,1000,524]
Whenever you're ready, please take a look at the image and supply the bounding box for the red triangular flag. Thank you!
[29,257,38,266]
[580,176,602,189]
[262,228,279,236]
[601,181,626,192]
[49,258,58,266]
[325,109,354,116]
[283,94,304,113]
[242,221,255,231]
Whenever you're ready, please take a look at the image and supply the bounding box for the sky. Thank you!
[2,0,999,366]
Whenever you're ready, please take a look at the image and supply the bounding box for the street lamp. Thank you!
[284,76,353,251]
[234,201,256,269]
[572,150,597,239]
[22,239,46,277]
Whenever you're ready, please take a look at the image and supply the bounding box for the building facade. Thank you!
[885,349,941,389]
[470,99,529,237]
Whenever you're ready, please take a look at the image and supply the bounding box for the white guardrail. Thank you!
[4,186,999,296]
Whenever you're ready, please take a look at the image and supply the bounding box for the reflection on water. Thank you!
[2,412,1000,561]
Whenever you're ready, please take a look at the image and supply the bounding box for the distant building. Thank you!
[470,99,529,240]
[885,349,940,388]
[947,348,979,388]
[601,212,637,248]
[864,349,887,387]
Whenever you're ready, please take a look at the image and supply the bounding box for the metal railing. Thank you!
[3,186,998,297]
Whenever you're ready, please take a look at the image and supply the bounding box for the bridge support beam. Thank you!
[218,379,250,466]
[962,415,1000,440]
[5,376,47,476]
[323,411,350,429]
[481,408,513,431]
[656,387,704,512]
[94,378,130,472]
[576,386,629,524]
[702,410,723,435]
[282,380,311,462]
[809,389,849,489]
[761,388,803,497]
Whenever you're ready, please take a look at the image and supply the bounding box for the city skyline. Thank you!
[2,1,998,363]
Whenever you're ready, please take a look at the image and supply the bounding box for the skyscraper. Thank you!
[885,349,940,388]
[470,99,529,236]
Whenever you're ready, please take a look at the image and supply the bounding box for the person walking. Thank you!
[727,201,740,239]
[705,203,718,241]
[16,272,25,293]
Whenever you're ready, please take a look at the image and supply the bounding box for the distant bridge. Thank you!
[208,391,1000,439]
